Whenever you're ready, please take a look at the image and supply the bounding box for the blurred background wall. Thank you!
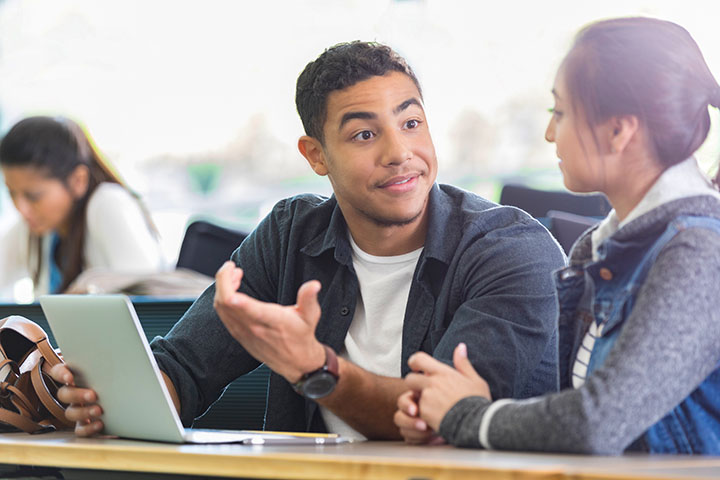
[1,0,718,262]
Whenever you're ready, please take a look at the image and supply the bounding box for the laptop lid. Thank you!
[39,294,187,443]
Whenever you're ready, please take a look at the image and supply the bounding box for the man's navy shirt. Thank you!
[152,183,566,432]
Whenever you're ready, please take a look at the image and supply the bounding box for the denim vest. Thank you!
[555,215,720,454]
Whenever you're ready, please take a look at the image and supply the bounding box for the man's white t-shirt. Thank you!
[319,234,423,440]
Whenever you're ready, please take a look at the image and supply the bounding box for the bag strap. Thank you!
[31,360,73,428]
[0,358,18,377]
[0,407,55,434]
[2,381,37,418]
[35,337,62,368]
[0,315,72,433]
[0,316,48,344]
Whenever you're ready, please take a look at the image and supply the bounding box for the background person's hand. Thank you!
[213,261,326,383]
[404,343,491,432]
[50,363,104,436]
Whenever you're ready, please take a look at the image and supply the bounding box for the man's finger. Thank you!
[65,404,103,423]
[57,386,96,405]
[49,363,73,386]
[214,263,243,305]
[74,419,104,437]
[295,280,322,327]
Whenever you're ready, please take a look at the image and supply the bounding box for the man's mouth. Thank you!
[379,174,419,188]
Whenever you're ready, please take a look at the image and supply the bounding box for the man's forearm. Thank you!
[316,357,408,439]
[161,371,181,414]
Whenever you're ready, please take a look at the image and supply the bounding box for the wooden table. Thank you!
[1,432,719,479]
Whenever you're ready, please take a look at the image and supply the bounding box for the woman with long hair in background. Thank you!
[0,116,165,297]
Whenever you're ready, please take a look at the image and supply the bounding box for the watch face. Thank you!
[302,372,337,399]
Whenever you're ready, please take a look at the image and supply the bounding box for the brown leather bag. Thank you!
[0,315,74,433]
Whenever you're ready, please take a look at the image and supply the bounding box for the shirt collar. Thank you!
[300,183,456,267]
[300,196,353,266]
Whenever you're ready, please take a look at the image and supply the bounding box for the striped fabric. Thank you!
[572,321,605,388]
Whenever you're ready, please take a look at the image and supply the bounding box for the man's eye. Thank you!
[353,130,374,141]
[405,119,419,129]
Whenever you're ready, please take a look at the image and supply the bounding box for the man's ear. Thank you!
[67,164,90,199]
[607,115,639,155]
[298,136,329,176]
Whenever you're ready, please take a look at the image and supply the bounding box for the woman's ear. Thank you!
[67,164,90,199]
[608,115,640,154]
[298,136,329,176]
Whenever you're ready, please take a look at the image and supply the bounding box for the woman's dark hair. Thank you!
[562,17,720,172]
[295,41,421,144]
[0,116,128,291]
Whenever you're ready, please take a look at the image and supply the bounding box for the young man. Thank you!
[54,41,565,441]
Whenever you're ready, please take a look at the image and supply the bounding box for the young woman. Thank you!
[395,17,720,454]
[0,116,165,297]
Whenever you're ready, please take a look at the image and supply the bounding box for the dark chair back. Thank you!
[499,184,611,219]
[176,220,248,277]
[547,210,601,255]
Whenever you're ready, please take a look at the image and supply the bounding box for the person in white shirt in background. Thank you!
[0,116,165,300]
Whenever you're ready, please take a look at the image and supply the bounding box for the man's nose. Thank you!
[381,129,412,166]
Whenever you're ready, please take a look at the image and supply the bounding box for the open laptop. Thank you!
[39,294,348,445]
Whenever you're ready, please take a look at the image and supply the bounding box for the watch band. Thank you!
[322,344,339,378]
[292,344,339,399]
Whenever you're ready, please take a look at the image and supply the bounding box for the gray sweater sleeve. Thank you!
[440,228,720,454]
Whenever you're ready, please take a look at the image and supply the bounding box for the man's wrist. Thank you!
[292,344,339,399]
[287,342,327,384]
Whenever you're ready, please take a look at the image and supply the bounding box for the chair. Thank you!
[547,210,601,254]
[176,220,249,277]
[499,184,611,219]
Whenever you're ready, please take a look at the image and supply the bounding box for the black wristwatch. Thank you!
[292,345,339,399]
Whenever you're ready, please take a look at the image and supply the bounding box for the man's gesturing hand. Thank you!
[213,261,326,383]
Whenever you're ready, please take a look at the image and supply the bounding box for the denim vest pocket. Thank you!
[645,366,720,453]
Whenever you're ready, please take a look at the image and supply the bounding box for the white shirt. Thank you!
[320,234,423,440]
[0,182,165,299]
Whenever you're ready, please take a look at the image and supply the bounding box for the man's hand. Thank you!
[402,343,491,432]
[50,364,181,437]
[213,261,326,383]
[50,363,104,436]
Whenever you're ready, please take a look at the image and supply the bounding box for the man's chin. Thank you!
[364,210,424,228]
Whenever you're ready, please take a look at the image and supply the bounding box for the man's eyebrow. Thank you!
[551,88,560,99]
[337,97,423,131]
[394,98,423,115]
[338,111,376,131]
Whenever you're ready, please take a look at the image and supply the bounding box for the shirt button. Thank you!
[599,268,613,281]
[340,306,350,316]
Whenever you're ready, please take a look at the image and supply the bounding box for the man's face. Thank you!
[309,72,438,230]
